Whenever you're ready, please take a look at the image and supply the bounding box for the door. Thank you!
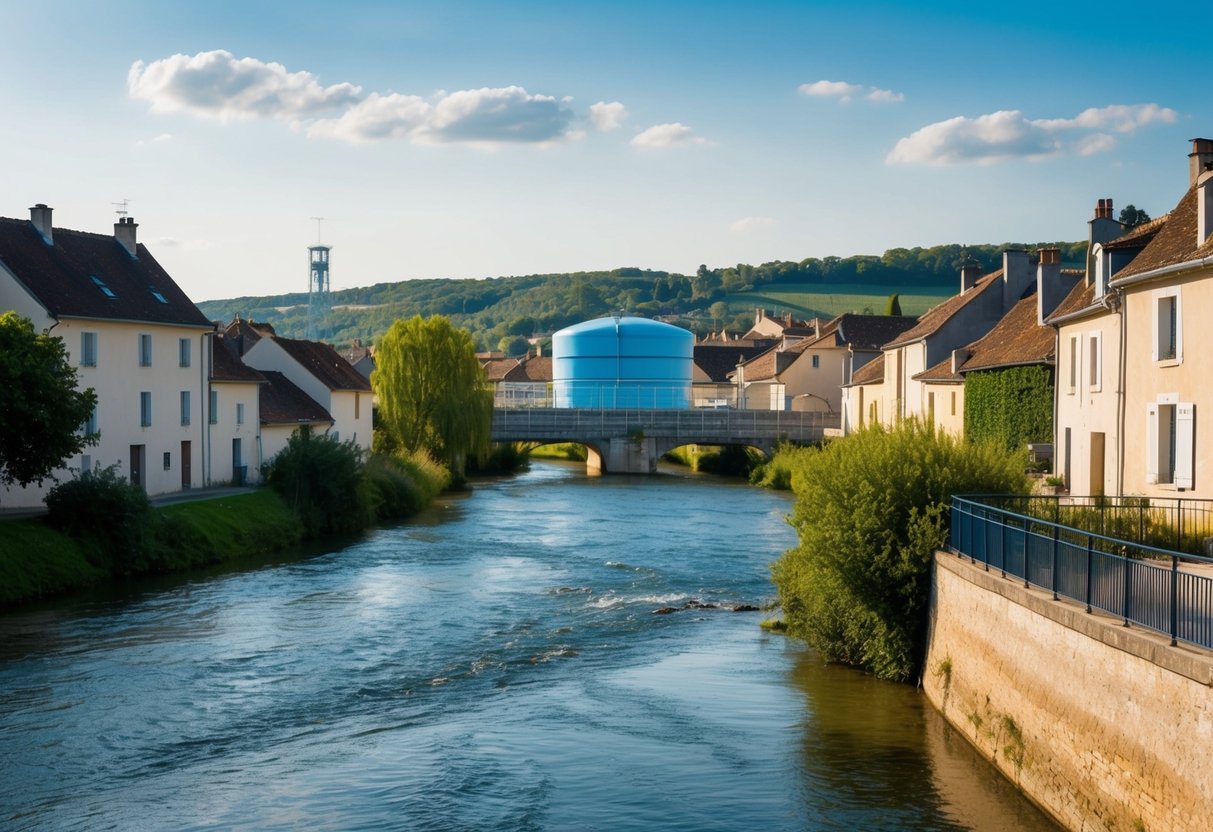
[129,445,145,489]
[181,441,192,489]
[1089,432,1105,496]
[232,438,243,485]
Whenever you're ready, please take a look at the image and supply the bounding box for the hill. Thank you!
[195,241,1086,354]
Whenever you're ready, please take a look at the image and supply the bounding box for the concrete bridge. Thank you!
[491,407,840,473]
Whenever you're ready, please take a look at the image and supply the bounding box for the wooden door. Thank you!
[1090,432,1105,496]
[181,441,191,489]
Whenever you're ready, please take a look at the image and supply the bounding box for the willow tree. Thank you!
[372,315,492,476]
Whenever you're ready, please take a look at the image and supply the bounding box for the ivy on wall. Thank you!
[964,365,1054,450]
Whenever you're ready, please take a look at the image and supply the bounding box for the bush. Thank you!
[263,427,374,537]
[467,442,530,476]
[46,465,154,574]
[364,449,451,520]
[750,443,818,489]
[771,421,1028,682]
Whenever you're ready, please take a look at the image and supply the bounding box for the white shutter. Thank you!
[1175,403,1195,489]
[1146,402,1159,484]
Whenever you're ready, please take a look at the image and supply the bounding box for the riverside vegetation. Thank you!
[758,422,1028,681]
[0,432,449,608]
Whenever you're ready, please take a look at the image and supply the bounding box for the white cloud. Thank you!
[887,103,1175,166]
[1074,133,1117,156]
[128,50,362,121]
[307,92,429,142]
[631,123,708,148]
[799,80,864,99]
[799,80,902,104]
[730,216,777,233]
[133,133,173,149]
[590,101,627,131]
[865,88,904,103]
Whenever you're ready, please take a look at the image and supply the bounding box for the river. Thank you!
[0,461,1059,831]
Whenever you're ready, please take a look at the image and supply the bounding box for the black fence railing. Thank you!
[950,495,1213,650]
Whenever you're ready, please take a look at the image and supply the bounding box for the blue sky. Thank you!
[2,1,1206,302]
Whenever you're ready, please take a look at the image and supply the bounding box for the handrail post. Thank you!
[1123,548,1132,627]
[1170,555,1179,647]
[1085,534,1093,613]
[1000,512,1007,578]
[1051,524,1060,600]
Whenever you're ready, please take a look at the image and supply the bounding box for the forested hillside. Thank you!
[196,241,1086,353]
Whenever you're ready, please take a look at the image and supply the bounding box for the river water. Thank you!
[0,461,1059,831]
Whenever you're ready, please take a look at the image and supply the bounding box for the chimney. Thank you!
[1002,249,1033,308]
[1198,166,1213,249]
[959,259,982,293]
[951,347,970,375]
[1189,138,1213,188]
[756,308,765,323]
[1036,248,1062,325]
[115,216,139,258]
[29,203,53,245]
[785,312,794,327]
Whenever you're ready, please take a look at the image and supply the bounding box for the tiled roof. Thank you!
[223,316,276,355]
[503,355,553,382]
[693,344,770,382]
[482,357,520,381]
[0,216,211,328]
[883,270,1004,348]
[340,344,373,364]
[211,334,266,383]
[272,335,373,392]
[957,294,1054,372]
[1114,186,1213,280]
[831,313,920,350]
[914,356,962,383]
[735,337,820,383]
[847,353,884,386]
[259,370,333,425]
[1103,214,1168,250]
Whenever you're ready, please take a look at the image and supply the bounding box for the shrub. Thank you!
[750,443,818,489]
[46,465,154,574]
[771,421,1028,682]
[467,442,530,476]
[263,427,374,537]
[364,449,451,520]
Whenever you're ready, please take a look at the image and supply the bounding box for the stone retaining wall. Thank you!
[923,552,1212,832]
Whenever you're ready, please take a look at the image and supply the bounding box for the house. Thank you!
[742,308,816,343]
[692,342,769,407]
[209,334,267,485]
[238,329,373,451]
[495,352,553,407]
[843,251,1036,431]
[258,370,335,464]
[0,205,214,506]
[733,313,918,413]
[340,340,375,379]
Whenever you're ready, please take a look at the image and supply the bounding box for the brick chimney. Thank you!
[1189,138,1213,188]
[1036,247,1062,325]
[115,216,139,258]
[1198,164,1213,249]
[959,259,982,293]
[29,203,53,245]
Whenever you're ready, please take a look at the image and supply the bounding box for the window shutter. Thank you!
[1175,403,1195,489]
[1146,403,1159,484]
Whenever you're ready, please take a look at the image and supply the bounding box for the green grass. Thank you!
[0,519,103,606]
[151,490,303,572]
[729,282,953,318]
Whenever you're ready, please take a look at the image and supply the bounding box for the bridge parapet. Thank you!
[491,407,839,473]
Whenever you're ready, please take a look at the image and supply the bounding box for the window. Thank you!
[90,274,116,298]
[355,392,361,420]
[1067,335,1078,394]
[84,405,98,437]
[209,390,218,424]
[179,338,191,368]
[1088,332,1102,392]
[236,402,245,425]
[811,354,820,369]
[950,391,956,417]
[1153,288,1182,363]
[140,392,152,427]
[180,390,191,426]
[928,391,935,419]
[150,286,169,304]
[163,451,172,470]
[1147,398,1195,489]
[80,331,97,367]
[139,333,152,367]
[81,454,92,474]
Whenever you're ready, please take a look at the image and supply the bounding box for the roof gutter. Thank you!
[1108,254,1213,290]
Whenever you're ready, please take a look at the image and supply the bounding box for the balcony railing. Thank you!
[950,495,1213,650]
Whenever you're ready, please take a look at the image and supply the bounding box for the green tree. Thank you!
[1119,204,1151,228]
[373,315,492,476]
[771,421,1027,681]
[498,335,530,356]
[883,293,902,316]
[0,312,98,489]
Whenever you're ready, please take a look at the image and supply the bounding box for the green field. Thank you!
[728,282,953,319]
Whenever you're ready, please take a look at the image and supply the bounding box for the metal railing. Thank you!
[493,383,742,410]
[950,495,1213,649]
[490,407,838,444]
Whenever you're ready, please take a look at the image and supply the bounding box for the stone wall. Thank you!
[923,552,1213,832]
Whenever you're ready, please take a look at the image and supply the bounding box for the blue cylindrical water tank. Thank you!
[551,316,694,408]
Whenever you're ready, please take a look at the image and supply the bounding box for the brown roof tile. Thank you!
[693,344,769,382]
[482,357,520,381]
[1114,187,1213,280]
[259,370,333,425]
[0,216,211,328]
[1103,213,1168,250]
[211,334,266,383]
[271,336,373,392]
[847,353,884,386]
[503,355,553,382]
[914,356,963,383]
[884,270,1004,348]
[957,295,1054,372]
[1044,279,1099,324]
